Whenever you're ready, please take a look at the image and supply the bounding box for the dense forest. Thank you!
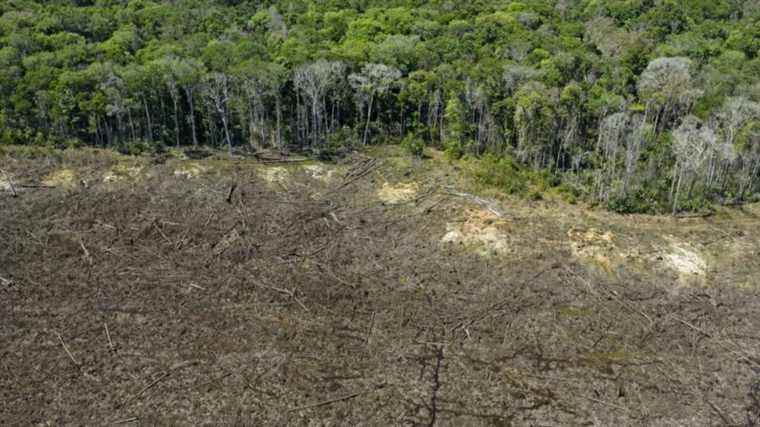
[1,0,760,213]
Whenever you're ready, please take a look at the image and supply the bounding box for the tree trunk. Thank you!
[276,95,282,148]
[186,87,198,147]
[672,168,683,215]
[248,105,256,149]
[221,112,232,155]
[312,99,319,147]
[363,92,374,146]
[128,109,136,142]
[143,96,153,142]
[173,97,180,148]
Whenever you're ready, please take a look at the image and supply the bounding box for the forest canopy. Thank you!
[2,0,760,213]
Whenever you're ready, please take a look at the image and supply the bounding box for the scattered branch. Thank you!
[117,361,197,409]
[444,188,506,218]
[288,385,384,413]
[104,323,114,350]
[57,332,79,367]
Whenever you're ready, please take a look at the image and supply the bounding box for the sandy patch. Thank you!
[42,169,77,189]
[104,163,144,183]
[663,238,706,282]
[441,208,510,255]
[377,182,418,204]
[174,162,207,179]
[303,164,335,183]
[567,228,617,272]
[259,166,289,185]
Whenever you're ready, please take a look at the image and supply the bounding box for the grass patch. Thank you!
[0,144,62,160]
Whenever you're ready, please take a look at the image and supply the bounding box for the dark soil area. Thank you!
[2,147,760,425]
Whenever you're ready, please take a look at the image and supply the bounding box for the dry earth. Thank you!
[1,146,760,425]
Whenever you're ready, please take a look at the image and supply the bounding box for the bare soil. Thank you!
[2,146,760,425]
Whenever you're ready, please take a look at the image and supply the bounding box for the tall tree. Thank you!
[349,63,401,145]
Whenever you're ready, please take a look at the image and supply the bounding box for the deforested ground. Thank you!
[2,146,760,425]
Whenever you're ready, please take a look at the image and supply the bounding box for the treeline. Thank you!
[1,0,760,212]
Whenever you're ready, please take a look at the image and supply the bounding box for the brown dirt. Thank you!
[2,146,760,425]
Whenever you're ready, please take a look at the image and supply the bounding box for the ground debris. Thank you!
[441,208,510,255]
[1,147,758,425]
[662,237,707,284]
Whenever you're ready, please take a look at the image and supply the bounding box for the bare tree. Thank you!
[638,57,701,131]
[710,97,760,198]
[671,116,717,214]
[595,112,628,200]
[205,72,233,154]
[349,63,402,145]
[155,57,183,148]
[717,97,760,147]
[233,61,277,150]
[99,71,128,146]
[293,60,345,146]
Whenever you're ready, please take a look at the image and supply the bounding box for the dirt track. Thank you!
[2,146,760,425]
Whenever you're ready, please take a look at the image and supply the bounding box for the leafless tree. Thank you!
[294,60,345,146]
[205,72,233,154]
[638,57,701,132]
[349,63,401,145]
[671,116,717,214]
[709,97,760,199]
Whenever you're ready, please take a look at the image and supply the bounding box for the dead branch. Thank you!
[250,279,309,311]
[18,184,56,189]
[258,158,311,164]
[444,188,505,218]
[112,417,139,424]
[252,150,309,163]
[450,264,557,334]
[57,332,79,366]
[288,385,384,413]
[117,361,197,409]
[365,311,376,346]
[674,211,714,219]
[250,279,294,297]
[338,158,378,189]
[104,323,114,350]
[564,266,654,326]
[581,395,632,413]
[706,399,736,426]
[288,391,364,412]
[79,239,93,266]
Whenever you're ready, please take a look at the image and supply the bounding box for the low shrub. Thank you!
[401,134,425,158]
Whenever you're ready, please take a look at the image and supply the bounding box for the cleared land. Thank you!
[2,146,760,425]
